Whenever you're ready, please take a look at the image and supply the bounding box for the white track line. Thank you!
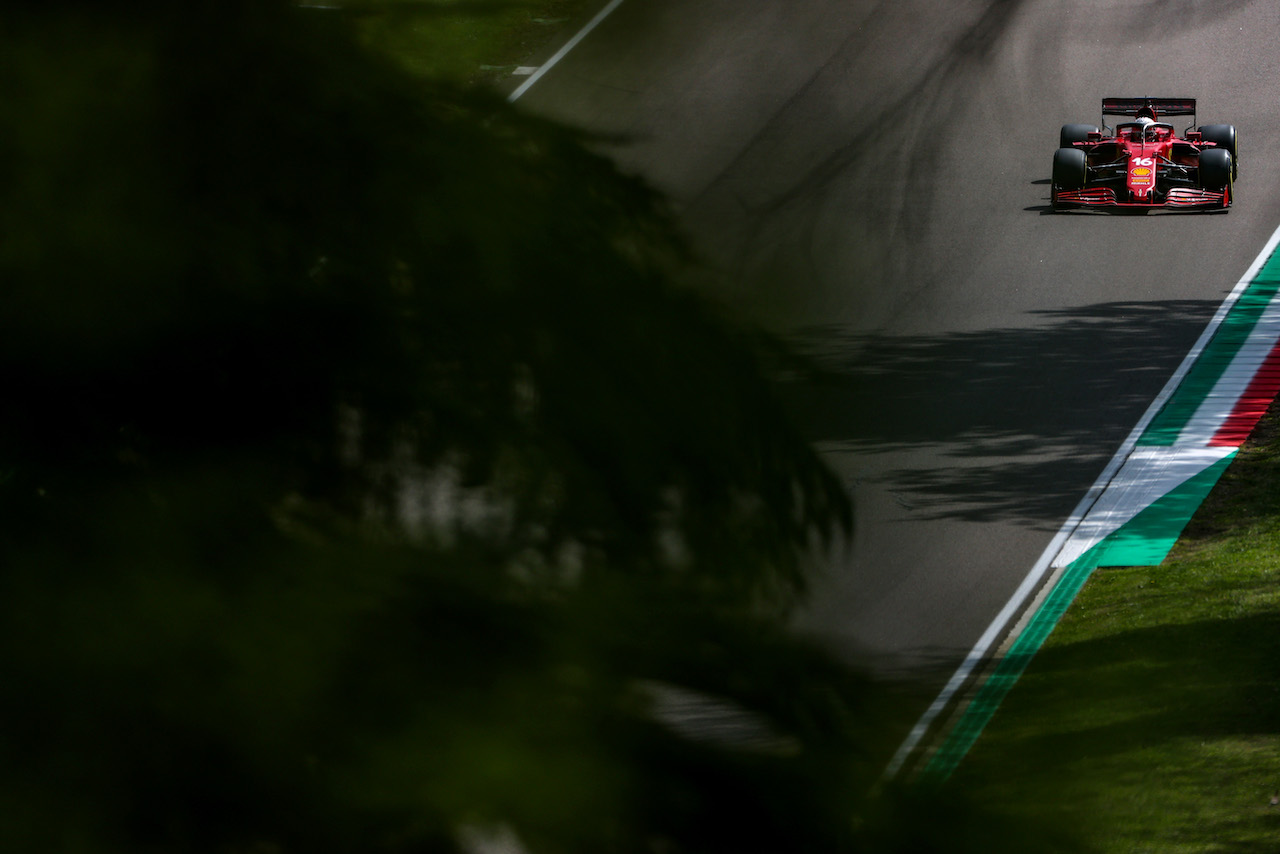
[508,0,627,103]
[885,219,1280,779]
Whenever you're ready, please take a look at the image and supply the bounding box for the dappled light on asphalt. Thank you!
[786,299,1218,527]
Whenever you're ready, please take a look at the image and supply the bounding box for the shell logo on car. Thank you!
[1129,157,1155,189]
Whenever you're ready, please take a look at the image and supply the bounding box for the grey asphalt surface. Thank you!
[514,0,1280,682]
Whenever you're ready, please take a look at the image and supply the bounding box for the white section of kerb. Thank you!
[1051,446,1235,568]
[508,0,627,102]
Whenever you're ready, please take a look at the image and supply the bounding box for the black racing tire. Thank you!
[1053,147,1087,191]
[1199,147,1234,196]
[1198,124,1238,178]
[1060,123,1100,148]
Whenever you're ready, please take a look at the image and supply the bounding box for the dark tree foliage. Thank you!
[0,3,1068,853]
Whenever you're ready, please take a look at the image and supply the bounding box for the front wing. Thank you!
[1054,186,1228,210]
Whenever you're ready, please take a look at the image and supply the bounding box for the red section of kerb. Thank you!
[1209,342,1280,447]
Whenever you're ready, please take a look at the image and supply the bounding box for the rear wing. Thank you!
[1101,97,1197,129]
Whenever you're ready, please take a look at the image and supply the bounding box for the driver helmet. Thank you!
[1135,115,1156,141]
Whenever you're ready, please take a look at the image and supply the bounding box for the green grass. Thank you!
[353,0,593,84]
[951,405,1280,852]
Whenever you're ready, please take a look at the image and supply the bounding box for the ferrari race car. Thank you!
[1052,98,1237,211]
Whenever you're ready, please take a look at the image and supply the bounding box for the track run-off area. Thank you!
[508,0,1280,771]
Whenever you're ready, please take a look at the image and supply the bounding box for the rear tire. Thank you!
[1053,147,1087,190]
[1060,123,1099,148]
[1198,124,1238,178]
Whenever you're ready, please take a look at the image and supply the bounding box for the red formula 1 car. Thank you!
[1052,98,1237,211]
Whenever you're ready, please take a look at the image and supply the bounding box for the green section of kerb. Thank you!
[919,450,1237,781]
[1141,252,1280,446]
[921,545,1103,782]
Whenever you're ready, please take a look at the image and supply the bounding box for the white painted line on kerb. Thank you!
[885,219,1280,779]
[508,0,627,102]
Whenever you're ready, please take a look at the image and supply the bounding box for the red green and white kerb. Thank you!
[916,229,1280,781]
[1056,247,1280,567]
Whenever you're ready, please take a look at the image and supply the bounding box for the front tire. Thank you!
[1199,147,1233,206]
[1198,124,1238,178]
[1053,147,1087,190]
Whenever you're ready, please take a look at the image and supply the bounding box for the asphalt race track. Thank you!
[513,0,1280,709]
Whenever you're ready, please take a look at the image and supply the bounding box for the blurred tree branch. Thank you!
[0,2,1066,853]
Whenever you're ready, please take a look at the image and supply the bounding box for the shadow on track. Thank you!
[780,298,1218,527]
